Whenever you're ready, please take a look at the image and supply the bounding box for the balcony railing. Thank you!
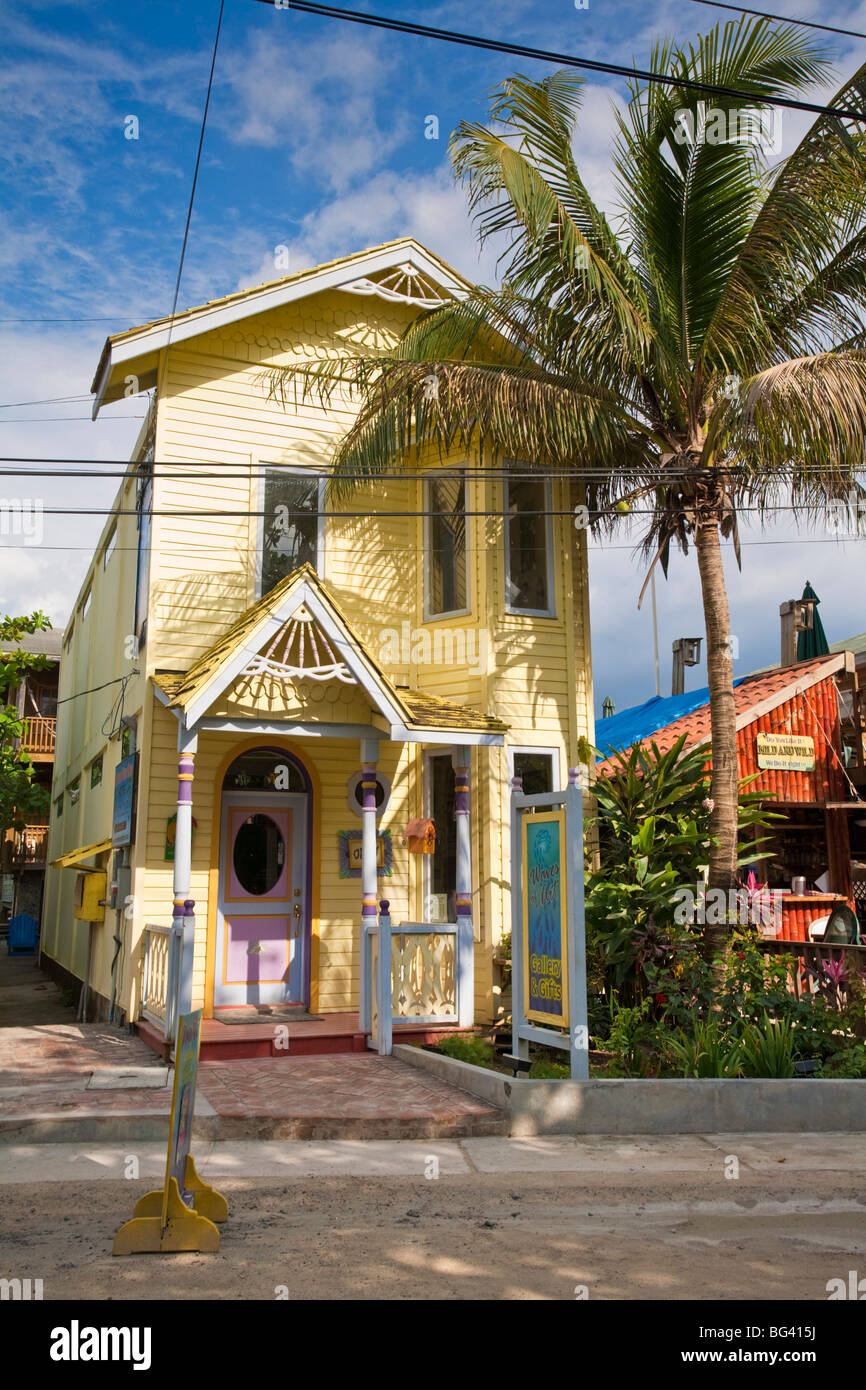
[19,717,56,757]
[10,824,49,865]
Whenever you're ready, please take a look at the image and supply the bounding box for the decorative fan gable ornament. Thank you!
[242,608,355,684]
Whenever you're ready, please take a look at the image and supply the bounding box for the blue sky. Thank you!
[2,0,866,715]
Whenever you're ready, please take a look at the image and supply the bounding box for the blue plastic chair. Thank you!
[7,914,39,954]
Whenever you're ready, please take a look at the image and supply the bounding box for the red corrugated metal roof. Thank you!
[596,654,846,773]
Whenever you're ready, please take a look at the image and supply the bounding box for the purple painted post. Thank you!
[453,751,473,1028]
[172,747,195,1033]
[359,755,379,1032]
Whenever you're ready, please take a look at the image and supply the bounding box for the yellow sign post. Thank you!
[113,1010,228,1255]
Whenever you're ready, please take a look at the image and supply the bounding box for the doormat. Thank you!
[214,1007,324,1025]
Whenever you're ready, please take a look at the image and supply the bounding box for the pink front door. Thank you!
[215,792,308,1008]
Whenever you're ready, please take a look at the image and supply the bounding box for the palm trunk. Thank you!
[694,516,738,967]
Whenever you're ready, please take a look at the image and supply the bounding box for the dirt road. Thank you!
[3,1154,864,1300]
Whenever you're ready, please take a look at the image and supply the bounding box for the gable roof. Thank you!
[596,653,853,773]
[91,237,471,416]
[153,563,506,744]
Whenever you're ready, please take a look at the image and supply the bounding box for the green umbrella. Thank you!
[797,580,830,660]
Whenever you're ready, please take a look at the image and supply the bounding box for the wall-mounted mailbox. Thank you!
[73,871,107,921]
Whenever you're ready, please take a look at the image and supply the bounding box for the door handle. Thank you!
[292,902,302,938]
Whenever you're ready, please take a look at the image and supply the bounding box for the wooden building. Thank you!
[597,652,862,942]
[39,239,594,1053]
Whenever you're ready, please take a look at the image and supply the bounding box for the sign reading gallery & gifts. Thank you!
[522,810,570,1028]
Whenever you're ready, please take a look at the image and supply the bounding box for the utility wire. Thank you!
[684,0,866,41]
[166,0,225,346]
[261,0,866,120]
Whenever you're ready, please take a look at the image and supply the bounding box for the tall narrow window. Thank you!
[134,466,152,647]
[259,468,322,597]
[425,473,467,618]
[424,752,457,923]
[505,473,554,615]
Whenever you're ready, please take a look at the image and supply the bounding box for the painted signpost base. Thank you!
[112,1010,228,1255]
[122,1155,228,1227]
[113,1178,220,1255]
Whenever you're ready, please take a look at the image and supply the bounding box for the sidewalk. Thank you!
[0,952,506,1143]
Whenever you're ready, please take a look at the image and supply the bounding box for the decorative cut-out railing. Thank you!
[141,923,177,1035]
[366,909,459,1054]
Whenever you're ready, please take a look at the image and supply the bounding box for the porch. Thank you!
[139,564,506,1053]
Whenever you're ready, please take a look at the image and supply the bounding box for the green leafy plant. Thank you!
[664,1019,743,1077]
[528,1058,569,1079]
[605,996,654,1076]
[738,1015,796,1078]
[432,1034,494,1068]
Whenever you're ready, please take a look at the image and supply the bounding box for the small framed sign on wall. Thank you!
[338,830,392,878]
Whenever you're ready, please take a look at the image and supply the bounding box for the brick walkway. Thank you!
[198,1055,507,1140]
[0,953,505,1142]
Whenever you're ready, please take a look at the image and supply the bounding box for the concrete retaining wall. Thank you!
[393,1044,866,1135]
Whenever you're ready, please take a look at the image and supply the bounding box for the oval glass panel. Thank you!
[233,814,284,896]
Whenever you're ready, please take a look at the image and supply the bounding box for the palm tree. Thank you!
[269,18,866,960]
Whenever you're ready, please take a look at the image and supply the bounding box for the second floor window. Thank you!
[134,466,153,646]
[259,468,322,597]
[505,472,554,616]
[425,472,468,618]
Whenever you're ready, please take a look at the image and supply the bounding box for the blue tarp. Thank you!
[596,678,750,760]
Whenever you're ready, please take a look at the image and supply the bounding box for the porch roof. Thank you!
[153,564,507,744]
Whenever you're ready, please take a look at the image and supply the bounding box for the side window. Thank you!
[134,467,153,647]
[259,468,323,597]
[425,472,468,618]
[424,752,457,923]
[512,750,557,796]
[505,472,554,616]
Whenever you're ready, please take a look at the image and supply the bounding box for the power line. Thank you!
[0,417,145,424]
[0,457,863,479]
[166,0,225,346]
[684,0,866,41]
[262,0,866,120]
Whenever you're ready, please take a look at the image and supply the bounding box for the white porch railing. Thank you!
[141,923,180,1038]
[365,905,462,1054]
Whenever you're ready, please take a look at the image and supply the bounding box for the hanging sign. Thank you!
[522,809,569,1028]
[756,733,815,771]
[112,754,136,847]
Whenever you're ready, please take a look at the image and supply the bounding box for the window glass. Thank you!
[513,751,555,796]
[90,756,103,789]
[261,470,320,595]
[223,747,305,792]
[425,754,457,922]
[427,474,467,616]
[55,794,63,819]
[233,814,285,896]
[134,472,152,642]
[506,475,551,613]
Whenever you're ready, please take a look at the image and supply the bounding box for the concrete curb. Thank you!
[393,1044,866,1134]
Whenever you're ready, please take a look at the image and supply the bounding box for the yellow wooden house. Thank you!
[40,238,594,1055]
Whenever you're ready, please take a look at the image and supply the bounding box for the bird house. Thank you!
[403,818,436,854]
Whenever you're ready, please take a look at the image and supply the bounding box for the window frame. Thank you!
[423,468,471,622]
[102,522,117,569]
[503,467,556,618]
[255,462,326,599]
